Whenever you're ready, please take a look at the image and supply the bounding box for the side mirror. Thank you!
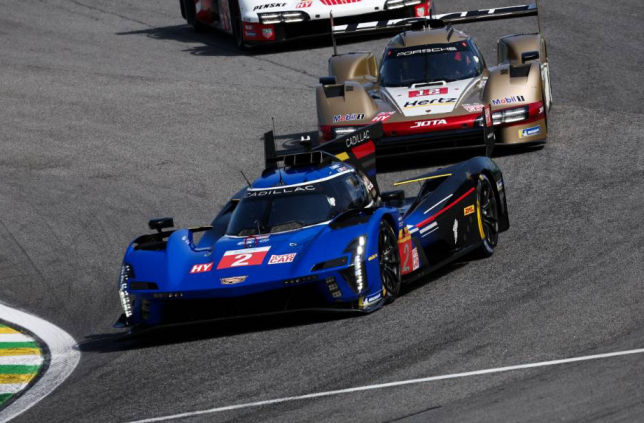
[381,190,405,207]
[319,76,337,85]
[148,217,174,233]
[521,51,539,63]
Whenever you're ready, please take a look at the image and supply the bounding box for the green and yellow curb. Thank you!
[0,323,45,410]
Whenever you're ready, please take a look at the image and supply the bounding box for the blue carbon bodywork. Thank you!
[120,191,400,327]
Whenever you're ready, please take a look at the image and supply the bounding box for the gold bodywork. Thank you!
[316,26,552,146]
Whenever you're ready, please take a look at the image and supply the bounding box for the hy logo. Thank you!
[190,263,214,274]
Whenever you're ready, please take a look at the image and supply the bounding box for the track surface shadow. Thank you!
[78,261,469,354]
[116,24,394,57]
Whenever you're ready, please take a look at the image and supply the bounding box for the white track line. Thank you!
[0,356,44,366]
[0,334,34,343]
[0,386,25,396]
[130,347,644,423]
[0,302,80,423]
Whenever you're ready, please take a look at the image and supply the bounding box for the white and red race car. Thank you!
[179,0,434,48]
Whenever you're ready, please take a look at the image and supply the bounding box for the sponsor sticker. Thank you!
[409,87,448,97]
[412,247,420,271]
[295,1,312,7]
[237,235,270,247]
[253,2,286,10]
[368,253,378,261]
[371,111,395,122]
[519,125,541,138]
[333,113,364,123]
[330,163,349,172]
[220,276,248,285]
[462,103,484,113]
[396,47,457,57]
[262,28,274,39]
[190,262,214,274]
[492,95,525,106]
[359,291,382,309]
[404,98,457,108]
[464,204,475,216]
[245,185,316,197]
[411,119,447,129]
[217,246,270,269]
[497,179,504,191]
[268,253,297,264]
[344,129,370,148]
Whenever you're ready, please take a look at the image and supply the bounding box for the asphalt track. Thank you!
[1,0,643,421]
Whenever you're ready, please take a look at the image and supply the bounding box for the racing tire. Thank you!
[179,0,187,19]
[184,0,206,33]
[378,220,401,304]
[473,174,499,258]
[231,1,247,50]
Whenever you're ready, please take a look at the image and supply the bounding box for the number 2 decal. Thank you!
[217,246,271,269]
[399,234,414,276]
[231,254,252,267]
[401,243,411,274]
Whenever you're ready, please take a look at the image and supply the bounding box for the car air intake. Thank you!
[284,152,323,167]
[129,282,159,290]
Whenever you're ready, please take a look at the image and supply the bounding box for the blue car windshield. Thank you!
[227,172,369,236]
[380,42,482,87]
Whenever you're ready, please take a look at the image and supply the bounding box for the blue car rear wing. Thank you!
[263,122,384,196]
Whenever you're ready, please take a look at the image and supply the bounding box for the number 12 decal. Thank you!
[217,246,271,269]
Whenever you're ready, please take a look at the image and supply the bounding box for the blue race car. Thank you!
[114,122,509,330]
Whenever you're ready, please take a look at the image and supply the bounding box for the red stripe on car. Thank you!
[416,187,475,228]
[351,140,375,159]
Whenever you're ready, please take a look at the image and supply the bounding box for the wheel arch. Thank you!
[479,168,510,233]
[380,212,399,235]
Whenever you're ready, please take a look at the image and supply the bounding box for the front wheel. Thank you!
[378,220,401,303]
[474,174,499,258]
[231,1,246,50]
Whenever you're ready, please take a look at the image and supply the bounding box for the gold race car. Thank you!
[316,3,553,155]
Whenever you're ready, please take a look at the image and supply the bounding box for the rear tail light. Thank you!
[259,13,281,24]
[492,106,528,126]
[258,11,307,24]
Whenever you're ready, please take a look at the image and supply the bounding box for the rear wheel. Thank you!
[184,0,206,33]
[378,220,401,303]
[231,1,246,50]
[474,174,499,258]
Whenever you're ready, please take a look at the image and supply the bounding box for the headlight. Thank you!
[492,106,528,126]
[331,126,360,138]
[119,263,135,318]
[341,235,367,294]
[258,11,307,24]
